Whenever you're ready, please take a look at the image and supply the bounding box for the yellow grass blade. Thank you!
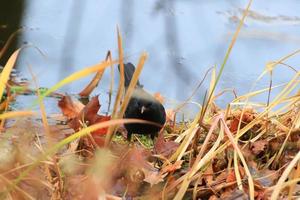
[78,51,112,97]
[105,52,147,145]
[105,27,125,146]
[0,49,21,101]
[118,53,147,118]
[42,60,116,98]
[271,151,300,199]
[221,117,254,200]
[0,111,36,119]
[174,115,224,200]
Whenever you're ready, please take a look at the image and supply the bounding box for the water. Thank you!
[2,0,300,117]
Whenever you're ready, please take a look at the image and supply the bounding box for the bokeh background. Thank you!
[1,0,300,116]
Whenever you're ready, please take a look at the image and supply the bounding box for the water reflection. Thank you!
[161,0,194,97]
[59,0,87,83]
[0,0,24,65]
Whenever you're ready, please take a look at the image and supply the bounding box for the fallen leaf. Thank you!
[226,170,236,183]
[67,96,110,134]
[64,175,100,200]
[58,96,84,119]
[250,140,268,155]
[229,108,256,133]
[144,170,165,187]
[203,164,214,185]
[59,95,111,147]
[221,188,249,200]
[161,160,183,174]
[154,131,179,158]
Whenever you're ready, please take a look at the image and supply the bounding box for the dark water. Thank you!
[1,0,300,117]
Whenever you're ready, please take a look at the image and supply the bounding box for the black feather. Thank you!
[118,63,142,88]
[118,62,166,141]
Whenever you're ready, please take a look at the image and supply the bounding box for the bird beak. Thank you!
[141,106,146,114]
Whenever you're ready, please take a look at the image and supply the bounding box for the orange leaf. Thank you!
[154,131,179,158]
[59,95,111,147]
[161,160,183,174]
[58,96,84,119]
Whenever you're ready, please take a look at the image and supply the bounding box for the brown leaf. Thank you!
[250,140,268,155]
[203,164,214,185]
[122,145,153,170]
[110,145,154,196]
[64,175,100,200]
[229,109,256,133]
[67,96,111,133]
[221,188,249,200]
[226,170,236,183]
[58,96,84,119]
[161,160,183,174]
[59,95,111,147]
[144,170,165,187]
[154,131,179,158]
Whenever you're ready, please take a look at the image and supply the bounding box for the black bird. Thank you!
[119,62,166,141]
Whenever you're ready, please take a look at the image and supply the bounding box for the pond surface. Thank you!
[2,0,300,116]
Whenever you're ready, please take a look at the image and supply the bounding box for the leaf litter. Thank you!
[1,61,300,199]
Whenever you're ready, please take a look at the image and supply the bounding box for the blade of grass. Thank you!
[41,60,116,98]
[175,67,214,112]
[220,116,254,200]
[169,1,253,196]
[271,151,300,199]
[274,110,300,166]
[107,51,114,113]
[105,27,125,146]
[173,115,224,200]
[199,0,253,123]
[0,49,21,101]
[0,111,36,119]
[0,174,35,200]
[105,52,147,146]
[28,65,51,143]
[78,51,112,97]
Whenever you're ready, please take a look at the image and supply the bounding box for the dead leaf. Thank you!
[144,170,165,187]
[221,188,249,200]
[154,131,179,158]
[64,175,100,200]
[59,95,111,147]
[226,170,236,183]
[203,164,214,185]
[229,108,256,133]
[58,96,84,119]
[250,140,268,155]
[161,160,183,174]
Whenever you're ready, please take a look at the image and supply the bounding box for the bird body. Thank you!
[119,63,166,141]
